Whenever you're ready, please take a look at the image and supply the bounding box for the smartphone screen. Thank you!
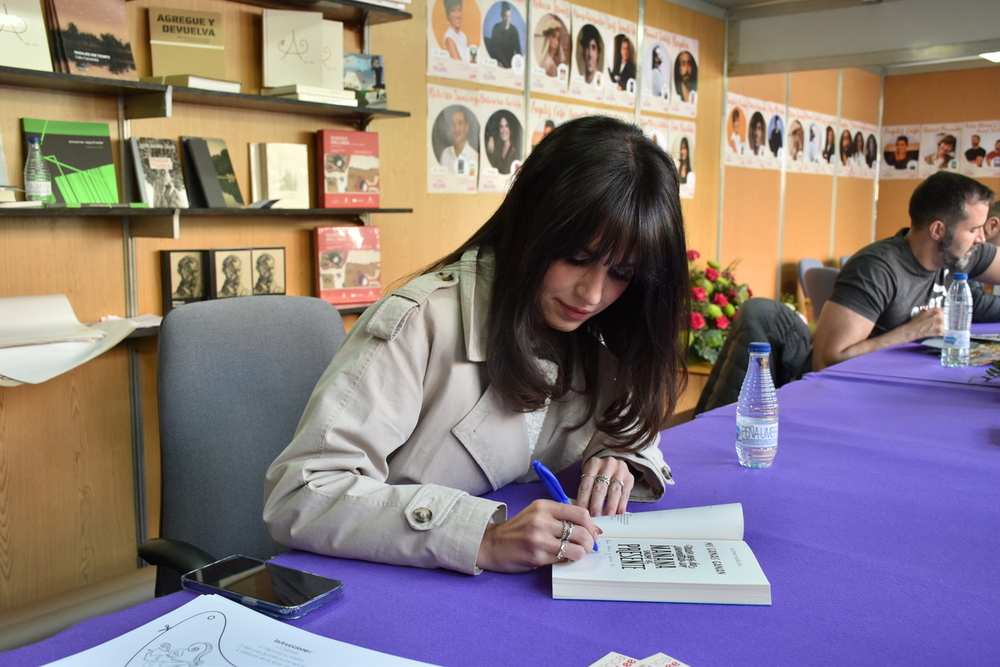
[183,556,344,617]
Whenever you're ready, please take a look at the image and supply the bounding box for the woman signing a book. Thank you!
[264,116,688,575]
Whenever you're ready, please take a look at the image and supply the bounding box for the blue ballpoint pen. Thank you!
[532,460,598,551]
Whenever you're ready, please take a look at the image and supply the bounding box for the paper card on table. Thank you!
[588,652,691,667]
[45,593,439,666]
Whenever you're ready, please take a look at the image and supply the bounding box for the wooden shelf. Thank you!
[228,0,412,25]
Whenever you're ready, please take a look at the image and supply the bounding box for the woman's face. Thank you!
[447,3,462,29]
[840,131,851,151]
[499,117,510,143]
[539,250,633,333]
[680,140,689,159]
[620,40,630,61]
[753,121,764,144]
[547,28,561,54]
[826,128,834,145]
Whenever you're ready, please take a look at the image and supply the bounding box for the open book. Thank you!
[552,503,771,605]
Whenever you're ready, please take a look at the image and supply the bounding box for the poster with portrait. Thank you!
[427,83,480,194]
[669,33,699,118]
[427,0,482,82]
[960,120,1000,176]
[918,123,962,178]
[603,16,638,109]
[160,250,207,314]
[784,110,807,174]
[851,122,879,179]
[478,90,525,193]
[640,25,672,116]
[762,100,785,171]
[880,124,921,179]
[724,92,749,167]
[250,247,286,295]
[478,0,526,89]
[671,119,696,200]
[209,248,253,299]
[742,98,769,170]
[527,97,568,155]
[798,109,829,175]
[568,5,613,104]
[528,0,570,95]
[642,114,670,156]
[812,113,839,176]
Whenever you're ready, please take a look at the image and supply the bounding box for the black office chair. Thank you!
[804,266,840,321]
[139,296,347,596]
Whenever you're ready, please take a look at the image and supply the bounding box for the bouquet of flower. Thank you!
[687,249,752,365]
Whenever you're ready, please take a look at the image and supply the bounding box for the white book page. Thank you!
[593,503,744,541]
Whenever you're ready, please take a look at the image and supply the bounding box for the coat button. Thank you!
[412,507,433,523]
[437,272,455,281]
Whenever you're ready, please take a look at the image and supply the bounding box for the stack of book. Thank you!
[261,85,357,107]
[46,0,136,80]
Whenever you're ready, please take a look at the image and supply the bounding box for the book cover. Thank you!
[251,247,286,295]
[321,19,344,92]
[20,118,118,204]
[343,53,387,108]
[249,142,309,208]
[147,7,226,80]
[261,8,324,89]
[160,249,207,314]
[181,136,243,208]
[130,137,189,208]
[552,504,771,605]
[314,226,382,307]
[48,0,136,80]
[316,130,379,209]
[209,248,253,298]
[0,0,53,72]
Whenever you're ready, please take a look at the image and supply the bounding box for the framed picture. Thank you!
[160,250,208,314]
[209,248,253,299]
[251,247,286,295]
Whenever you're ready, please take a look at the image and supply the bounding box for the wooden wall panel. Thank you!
[721,168,782,299]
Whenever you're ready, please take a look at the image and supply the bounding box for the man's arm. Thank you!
[969,244,1000,283]
[812,301,944,371]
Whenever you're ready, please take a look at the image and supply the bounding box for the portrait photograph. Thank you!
[431,104,481,177]
[160,250,207,314]
[251,248,287,296]
[533,12,569,80]
[728,106,746,154]
[482,1,526,70]
[210,248,253,299]
[645,42,670,101]
[767,114,784,158]
[573,23,604,87]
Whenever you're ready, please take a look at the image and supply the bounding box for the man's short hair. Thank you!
[896,136,908,145]
[579,24,600,50]
[988,199,1000,221]
[500,0,510,13]
[909,172,994,230]
[444,0,462,12]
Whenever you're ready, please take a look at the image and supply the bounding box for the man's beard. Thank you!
[938,225,970,271]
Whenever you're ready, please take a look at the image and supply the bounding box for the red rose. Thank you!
[690,312,706,330]
[716,315,730,329]
[687,249,700,261]
[705,267,719,281]
[747,288,753,298]
[712,293,729,307]
[692,286,707,302]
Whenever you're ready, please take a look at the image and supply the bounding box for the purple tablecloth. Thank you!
[7,347,1000,666]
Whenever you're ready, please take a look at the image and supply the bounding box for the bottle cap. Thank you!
[748,342,770,353]
[953,273,968,280]
[27,137,40,144]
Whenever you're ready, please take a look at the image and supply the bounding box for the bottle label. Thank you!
[25,181,52,197]
[736,418,778,448]
[942,329,970,348]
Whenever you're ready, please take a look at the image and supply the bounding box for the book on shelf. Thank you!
[272,93,358,106]
[159,249,207,314]
[321,19,344,91]
[181,136,243,208]
[552,503,772,605]
[355,0,409,11]
[249,142,310,209]
[129,137,189,208]
[47,0,137,80]
[0,0,54,72]
[261,8,324,89]
[343,53,387,108]
[261,84,355,100]
[314,226,382,308]
[140,74,241,94]
[316,130,380,209]
[20,118,119,204]
[147,6,226,80]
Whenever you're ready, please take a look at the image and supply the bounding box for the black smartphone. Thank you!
[181,555,344,619]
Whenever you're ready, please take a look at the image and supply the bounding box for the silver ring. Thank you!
[595,474,611,485]
[560,519,573,541]
[581,472,597,480]
[557,539,569,560]
[609,478,624,488]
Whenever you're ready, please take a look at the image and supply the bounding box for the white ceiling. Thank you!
[668,0,1000,76]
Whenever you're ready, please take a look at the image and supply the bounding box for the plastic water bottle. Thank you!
[942,272,972,367]
[736,342,779,468]
[23,137,54,204]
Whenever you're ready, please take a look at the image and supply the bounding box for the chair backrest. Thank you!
[797,259,823,300]
[804,266,840,320]
[155,296,345,592]
[839,254,852,268]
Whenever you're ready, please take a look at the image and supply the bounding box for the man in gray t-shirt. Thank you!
[814,172,1000,371]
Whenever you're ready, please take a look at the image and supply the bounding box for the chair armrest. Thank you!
[138,537,217,576]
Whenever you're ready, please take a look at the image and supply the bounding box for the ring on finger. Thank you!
[557,539,569,560]
[581,472,597,481]
[595,474,611,485]
[560,519,573,541]
[609,478,624,488]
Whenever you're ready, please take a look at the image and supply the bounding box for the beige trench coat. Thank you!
[264,248,671,574]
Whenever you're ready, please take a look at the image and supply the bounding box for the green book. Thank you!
[20,118,119,204]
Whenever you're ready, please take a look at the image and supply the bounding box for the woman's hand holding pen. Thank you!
[577,457,635,517]
[476,500,600,573]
